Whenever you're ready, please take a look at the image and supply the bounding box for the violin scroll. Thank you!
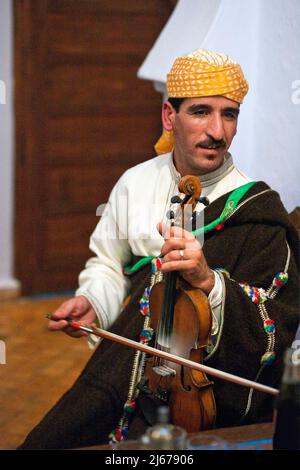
[178,175,201,199]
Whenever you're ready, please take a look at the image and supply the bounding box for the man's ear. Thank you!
[162,100,176,131]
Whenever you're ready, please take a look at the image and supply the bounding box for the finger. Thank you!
[160,259,198,273]
[48,319,69,331]
[160,238,186,257]
[163,246,205,268]
[50,303,77,321]
[157,222,170,238]
[48,312,88,331]
[63,325,88,338]
[170,225,196,240]
[157,222,195,241]
[50,298,88,321]
[182,245,203,258]
[49,317,89,336]
[161,238,201,258]
[162,249,185,263]
[157,222,185,240]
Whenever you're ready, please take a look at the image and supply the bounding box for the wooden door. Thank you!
[14,0,175,294]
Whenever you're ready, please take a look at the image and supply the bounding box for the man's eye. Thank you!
[193,110,208,116]
[224,112,238,120]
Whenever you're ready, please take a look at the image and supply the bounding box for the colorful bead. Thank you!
[272,272,288,288]
[261,351,276,365]
[108,429,118,444]
[115,427,122,442]
[139,287,151,316]
[263,319,276,334]
[139,306,148,316]
[124,400,136,413]
[140,327,153,343]
[240,271,288,306]
[151,258,162,273]
[215,223,224,231]
[239,283,268,304]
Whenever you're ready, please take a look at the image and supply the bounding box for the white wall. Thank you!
[138,0,300,212]
[0,0,19,292]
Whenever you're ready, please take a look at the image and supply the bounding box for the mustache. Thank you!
[196,138,226,149]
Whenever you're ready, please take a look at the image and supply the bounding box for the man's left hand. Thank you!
[157,222,215,295]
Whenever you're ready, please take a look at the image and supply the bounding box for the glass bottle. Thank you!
[145,406,187,450]
[273,346,300,450]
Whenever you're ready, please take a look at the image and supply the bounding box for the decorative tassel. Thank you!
[261,351,276,365]
[151,258,162,273]
[124,400,136,413]
[239,283,268,304]
[263,319,276,334]
[272,272,288,287]
[140,327,154,343]
[139,287,151,316]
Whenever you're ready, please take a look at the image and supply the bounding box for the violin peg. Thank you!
[170,195,182,204]
[197,196,210,206]
[166,210,175,220]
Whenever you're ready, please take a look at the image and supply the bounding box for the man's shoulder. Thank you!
[234,180,291,226]
[208,180,288,226]
[126,152,172,174]
[120,152,172,184]
[108,153,173,197]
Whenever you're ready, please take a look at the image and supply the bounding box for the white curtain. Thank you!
[138,0,300,212]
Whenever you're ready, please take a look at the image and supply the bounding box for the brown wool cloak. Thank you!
[18,182,299,449]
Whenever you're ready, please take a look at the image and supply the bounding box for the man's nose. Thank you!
[206,114,225,141]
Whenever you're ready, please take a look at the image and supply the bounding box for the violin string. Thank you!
[154,182,198,367]
[156,215,178,364]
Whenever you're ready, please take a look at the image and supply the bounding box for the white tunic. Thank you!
[76,152,252,330]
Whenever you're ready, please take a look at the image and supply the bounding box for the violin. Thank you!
[142,175,217,432]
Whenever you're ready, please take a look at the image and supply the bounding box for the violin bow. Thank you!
[47,315,278,397]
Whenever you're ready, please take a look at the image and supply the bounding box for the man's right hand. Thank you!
[48,295,97,338]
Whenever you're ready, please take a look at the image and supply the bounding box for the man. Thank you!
[19,49,299,449]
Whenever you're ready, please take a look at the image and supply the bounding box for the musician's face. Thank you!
[162,96,240,176]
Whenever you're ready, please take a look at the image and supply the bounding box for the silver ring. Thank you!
[179,249,184,260]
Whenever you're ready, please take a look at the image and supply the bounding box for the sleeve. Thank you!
[205,223,299,426]
[75,176,132,330]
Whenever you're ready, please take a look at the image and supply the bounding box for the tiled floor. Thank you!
[0,296,92,449]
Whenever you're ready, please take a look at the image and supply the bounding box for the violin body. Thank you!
[145,279,217,432]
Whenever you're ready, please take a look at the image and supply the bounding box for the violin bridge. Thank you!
[152,365,176,377]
